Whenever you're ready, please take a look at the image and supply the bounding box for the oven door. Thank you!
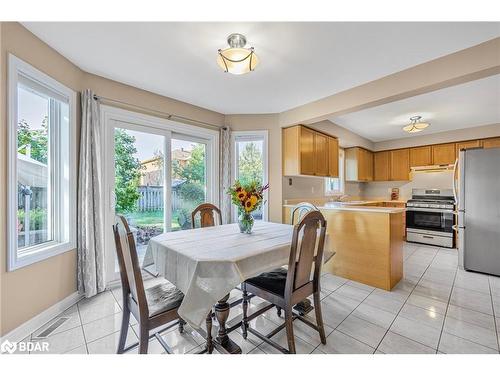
[406,208,454,234]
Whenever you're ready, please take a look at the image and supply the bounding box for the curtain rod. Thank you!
[92,94,226,130]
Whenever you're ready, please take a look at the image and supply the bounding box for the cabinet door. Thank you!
[482,137,500,149]
[432,143,456,165]
[374,151,390,181]
[314,132,329,176]
[328,137,339,177]
[456,140,482,158]
[390,149,410,181]
[299,127,315,175]
[410,146,432,167]
[283,126,300,176]
[364,149,374,181]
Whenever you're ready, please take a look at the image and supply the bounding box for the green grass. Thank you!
[124,210,180,230]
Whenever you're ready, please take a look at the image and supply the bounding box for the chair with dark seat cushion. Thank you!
[114,215,193,354]
[241,210,327,354]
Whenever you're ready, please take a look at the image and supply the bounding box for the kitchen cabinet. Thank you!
[409,146,432,167]
[328,137,339,178]
[373,151,390,181]
[345,147,373,182]
[456,140,482,157]
[482,137,500,149]
[390,149,410,181]
[283,125,339,177]
[431,143,456,165]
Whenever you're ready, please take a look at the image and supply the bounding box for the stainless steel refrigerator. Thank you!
[454,148,500,276]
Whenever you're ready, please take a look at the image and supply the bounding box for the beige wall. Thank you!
[224,114,282,223]
[0,23,226,336]
[0,22,84,336]
[307,120,374,149]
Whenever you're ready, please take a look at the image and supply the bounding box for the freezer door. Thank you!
[463,148,500,276]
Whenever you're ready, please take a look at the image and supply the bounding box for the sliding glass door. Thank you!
[103,109,217,285]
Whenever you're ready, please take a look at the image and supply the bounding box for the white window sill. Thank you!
[9,240,76,271]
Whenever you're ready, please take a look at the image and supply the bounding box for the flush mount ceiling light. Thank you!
[217,33,259,75]
[403,116,430,133]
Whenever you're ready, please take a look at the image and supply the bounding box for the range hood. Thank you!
[411,164,454,172]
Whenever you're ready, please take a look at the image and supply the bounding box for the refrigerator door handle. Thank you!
[452,158,459,206]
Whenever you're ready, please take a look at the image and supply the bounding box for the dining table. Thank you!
[142,220,333,354]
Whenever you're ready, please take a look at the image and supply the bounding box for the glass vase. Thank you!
[238,212,254,234]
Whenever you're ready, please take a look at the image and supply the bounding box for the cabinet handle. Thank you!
[422,235,434,239]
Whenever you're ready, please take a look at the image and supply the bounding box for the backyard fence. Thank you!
[137,185,181,211]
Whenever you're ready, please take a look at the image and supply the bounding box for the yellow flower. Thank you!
[237,190,247,201]
[244,195,258,212]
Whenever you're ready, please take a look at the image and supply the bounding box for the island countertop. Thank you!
[283,201,405,214]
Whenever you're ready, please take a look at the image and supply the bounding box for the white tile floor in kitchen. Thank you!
[19,242,500,354]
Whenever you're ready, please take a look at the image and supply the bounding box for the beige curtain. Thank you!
[77,89,105,298]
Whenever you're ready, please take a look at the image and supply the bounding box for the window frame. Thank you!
[231,130,269,222]
[7,54,77,271]
[325,148,345,196]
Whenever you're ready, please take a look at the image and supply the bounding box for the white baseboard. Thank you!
[1,291,83,343]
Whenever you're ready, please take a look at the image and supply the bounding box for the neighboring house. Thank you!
[140,148,191,185]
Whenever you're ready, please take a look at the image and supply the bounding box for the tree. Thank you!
[238,142,263,185]
[114,129,143,213]
[17,117,48,164]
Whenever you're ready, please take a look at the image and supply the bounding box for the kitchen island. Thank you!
[283,201,405,291]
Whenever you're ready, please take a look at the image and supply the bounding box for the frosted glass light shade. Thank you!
[217,47,259,75]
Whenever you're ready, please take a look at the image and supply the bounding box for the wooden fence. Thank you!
[137,186,181,211]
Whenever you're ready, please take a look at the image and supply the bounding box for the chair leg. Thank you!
[178,318,185,333]
[284,307,296,354]
[205,312,213,354]
[241,285,249,339]
[276,307,282,317]
[138,326,149,354]
[117,307,130,354]
[313,292,326,345]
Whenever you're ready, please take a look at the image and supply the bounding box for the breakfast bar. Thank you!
[283,202,405,290]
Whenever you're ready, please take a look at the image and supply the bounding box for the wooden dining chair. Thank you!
[241,210,327,354]
[191,203,223,228]
[113,215,186,354]
[290,202,318,224]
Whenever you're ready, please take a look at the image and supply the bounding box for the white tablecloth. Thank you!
[142,221,331,328]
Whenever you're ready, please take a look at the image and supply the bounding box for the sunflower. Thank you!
[237,189,247,201]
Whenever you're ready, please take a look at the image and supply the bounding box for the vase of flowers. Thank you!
[227,180,269,234]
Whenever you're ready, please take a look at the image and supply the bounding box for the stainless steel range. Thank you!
[406,188,456,248]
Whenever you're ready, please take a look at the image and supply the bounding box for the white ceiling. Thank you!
[329,74,500,142]
[22,22,500,114]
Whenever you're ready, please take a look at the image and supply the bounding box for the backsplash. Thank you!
[282,176,362,199]
[362,170,454,201]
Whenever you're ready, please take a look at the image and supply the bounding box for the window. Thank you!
[8,55,76,270]
[232,131,268,221]
[325,148,345,195]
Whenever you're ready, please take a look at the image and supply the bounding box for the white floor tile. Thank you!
[390,316,442,349]
[438,332,498,354]
[320,274,347,292]
[32,305,81,338]
[78,291,121,324]
[454,270,491,294]
[450,286,493,315]
[258,330,315,354]
[351,303,396,329]
[83,312,129,343]
[406,293,448,315]
[378,331,436,354]
[363,293,405,315]
[65,345,88,354]
[87,330,137,354]
[336,315,387,348]
[446,304,496,330]
[320,293,360,328]
[319,330,375,354]
[228,331,260,354]
[443,316,498,350]
[398,303,445,330]
[31,326,86,354]
[413,279,452,302]
[345,280,376,292]
[334,283,372,302]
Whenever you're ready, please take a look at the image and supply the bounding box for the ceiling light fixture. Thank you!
[403,116,430,133]
[217,33,259,75]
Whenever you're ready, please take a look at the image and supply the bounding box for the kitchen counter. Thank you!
[283,200,404,290]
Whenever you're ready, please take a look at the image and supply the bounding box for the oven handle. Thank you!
[406,207,454,213]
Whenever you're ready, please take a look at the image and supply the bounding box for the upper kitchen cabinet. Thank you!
[390,149,410,181]
[409,146,432,167]
[282,125,338,177]
[373,151,390,181]
[346,147,373,182]
[482,137,500,149]
[456,140,482,157]
[328,137,339,177]
[431,143,456,165]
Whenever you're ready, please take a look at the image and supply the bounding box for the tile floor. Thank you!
[19,242,500,354]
